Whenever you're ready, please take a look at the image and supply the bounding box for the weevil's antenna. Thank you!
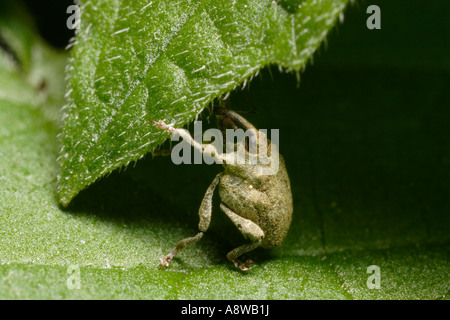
[215,98,236,141]
[213,89,260,151]
[213,107,257,131]
[241,87,259,115]
[216,85,259,116]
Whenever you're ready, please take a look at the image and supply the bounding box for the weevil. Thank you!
[151,107,293,271]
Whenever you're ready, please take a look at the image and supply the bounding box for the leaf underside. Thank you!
[58,0,349,206]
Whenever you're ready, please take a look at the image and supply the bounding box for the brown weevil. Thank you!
[151,107,293,271]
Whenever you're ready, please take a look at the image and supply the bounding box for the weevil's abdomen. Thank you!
[219,155,293,248]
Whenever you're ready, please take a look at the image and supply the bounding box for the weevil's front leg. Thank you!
[151,120,228,162]
[198,173,222,232]
[220,203,264,271]
[158,174,222,269]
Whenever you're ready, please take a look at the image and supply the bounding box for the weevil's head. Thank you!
[221,128,280,185]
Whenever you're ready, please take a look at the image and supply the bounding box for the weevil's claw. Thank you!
[151,120,175,133]
[233,259,254,271]
[158,255,172,269]
[242,259,254,271]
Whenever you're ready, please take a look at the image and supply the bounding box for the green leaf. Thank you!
[0,0,449,300]
[57,0,349,206]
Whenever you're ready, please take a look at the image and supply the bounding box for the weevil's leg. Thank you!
[151,120,227,163]
[158,174,221,269]
[198,173,222,232]
[158,232,204,268]
[220,203,264,271]
[226,240,262,271]
[220,203,264,241]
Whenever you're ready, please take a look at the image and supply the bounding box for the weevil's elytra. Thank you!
[151,107,293,271]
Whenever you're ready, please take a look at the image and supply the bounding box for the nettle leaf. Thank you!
[58,0,349,206]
